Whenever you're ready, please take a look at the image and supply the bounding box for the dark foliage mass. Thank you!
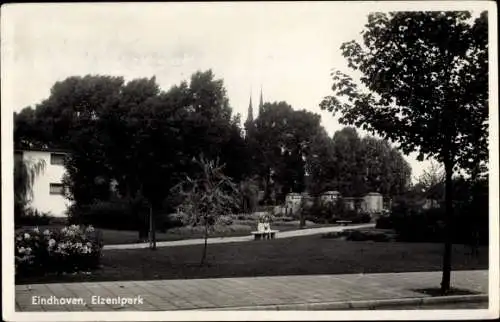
[15,70,412,230]
[320,11,488,293]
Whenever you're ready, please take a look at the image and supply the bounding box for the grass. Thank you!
[15,220,329,245]
[15,235,488,285]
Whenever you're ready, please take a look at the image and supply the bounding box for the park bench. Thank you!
[251,222,279,240]
[251,230,279,240]
[336,220,352,226]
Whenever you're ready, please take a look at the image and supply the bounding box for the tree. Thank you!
[305,128,337,195]
[14,156,46,218]
[416,160,446,202]
[248,101,324,203]
[320,11,488,293]
[14,107,50,150]
[99,76,164,243]
[359,136,412,197]
[239,177,260,214]
[307,127,411,198]
[330,127,365,196]
[16,75,125,206]
[126,71,245,249]
[174,156,239,266]
[14,71,247,248]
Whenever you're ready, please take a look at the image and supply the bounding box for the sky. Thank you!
[1,2,491,181]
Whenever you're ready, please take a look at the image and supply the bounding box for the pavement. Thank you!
[103,223,375,250]
[15,270,488,311]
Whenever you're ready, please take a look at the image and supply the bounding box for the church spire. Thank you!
[246,95,254,123]
[245,92,254,137]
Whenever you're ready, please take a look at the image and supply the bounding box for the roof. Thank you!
[322,191,340,195]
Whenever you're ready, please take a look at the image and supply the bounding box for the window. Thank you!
[50,153,65,165]
[49,183,64,195]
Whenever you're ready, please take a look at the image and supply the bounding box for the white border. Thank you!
[2,1,498,321]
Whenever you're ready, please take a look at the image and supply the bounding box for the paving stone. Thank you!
[41,305,68,312]
[20,305,45,312]
[15,270,488,311]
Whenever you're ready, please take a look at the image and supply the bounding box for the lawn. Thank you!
[16,220,327,245]
[15,235,488,285]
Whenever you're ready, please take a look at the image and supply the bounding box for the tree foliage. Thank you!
[247,101,324,202]
[173,156,240,265]
[14,156,46,216]
[320,11,488,294]
[320,11,488,175]
[14,70,246,246]
[308,127,411,197]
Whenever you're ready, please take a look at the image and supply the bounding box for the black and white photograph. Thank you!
[1,1,498,321]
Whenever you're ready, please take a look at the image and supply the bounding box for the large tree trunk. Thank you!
[129,192,146,241]
[149,203,156,250]
[299,212,306,229]
[200,219,208,266]
[440,161,454,294]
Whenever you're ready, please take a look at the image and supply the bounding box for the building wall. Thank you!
[21,151,72,217]
[320,191,340,204]
[363,193,384,213]
[285,193,302,215]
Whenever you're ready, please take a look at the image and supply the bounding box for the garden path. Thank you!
[103,223,375,250]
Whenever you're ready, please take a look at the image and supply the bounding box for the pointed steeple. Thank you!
[245,92,254,137]
[258,86,264,115]
[246,95,254,123]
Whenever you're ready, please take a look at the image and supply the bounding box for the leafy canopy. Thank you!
[320,11,488,175]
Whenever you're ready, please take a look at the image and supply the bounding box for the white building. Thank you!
[320,191,341,203]
[15,149,72,217]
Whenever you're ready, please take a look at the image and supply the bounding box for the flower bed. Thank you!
[15,225,103,277]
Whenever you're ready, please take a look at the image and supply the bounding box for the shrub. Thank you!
[301,200,339,224]
[301,198,376,224]
[341,210,372,223]
[388,206,443,242]
[169,224,252,236]
[388,205,488,245]
[246,212,262,221]
[275,216,295,223]
[218,215,234,226]
[323,229,394,242]
[231,218,257,226]
[15,208,53,227]
[15,225,103,277]
[344,229,392,242]
[375,215,393,229]
[156,213,186,232]
[236,214,248,220]
[67,201,148,231]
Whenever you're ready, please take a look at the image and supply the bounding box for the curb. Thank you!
[202,294,488,311]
